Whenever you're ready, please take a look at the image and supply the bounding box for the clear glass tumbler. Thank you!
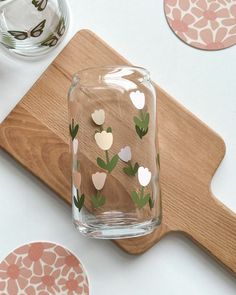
[68,66,161,239]
[0,0,69,56]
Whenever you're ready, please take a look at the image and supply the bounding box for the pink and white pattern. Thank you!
[0,242,89,295]
[164,0,236,50]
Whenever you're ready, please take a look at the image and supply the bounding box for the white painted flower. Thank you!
[73,171,81,189]
[138,166,151,187]
[118,146,132,162]
[92,172,107,190]
[91,109,105,125]
[130,90,145,110]
[73,138,78,154]
[95,131,113,150]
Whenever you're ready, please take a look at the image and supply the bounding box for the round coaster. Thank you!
[164,0,236,50]
[0,242,89,295]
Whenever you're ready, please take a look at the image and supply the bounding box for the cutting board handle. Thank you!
[187,192,236,274]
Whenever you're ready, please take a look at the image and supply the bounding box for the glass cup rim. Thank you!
[72,65,150,88]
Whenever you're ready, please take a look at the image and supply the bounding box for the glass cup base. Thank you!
[74,216,161,239]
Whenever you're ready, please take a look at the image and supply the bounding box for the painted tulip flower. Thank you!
[73,138,78,154]
[92,172,107,190]
[91,109,105,125]
[95,131,113,150]
[73,171,81,189]
[138,166,151,187]
[118,146,132,162]
[130,90,145,110]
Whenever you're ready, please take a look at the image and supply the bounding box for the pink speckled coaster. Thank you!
[164,0,236,50]
[0,242,89,295]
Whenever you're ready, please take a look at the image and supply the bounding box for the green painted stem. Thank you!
[105,150,110,165]
[140,186,145,199]
[140,109,145,121]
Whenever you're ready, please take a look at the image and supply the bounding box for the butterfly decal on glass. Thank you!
[8,19,46,41]
[32,0,48,11]
[41,18,65,47]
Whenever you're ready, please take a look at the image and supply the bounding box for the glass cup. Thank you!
[68,66,162,239]
[0,0,69,56]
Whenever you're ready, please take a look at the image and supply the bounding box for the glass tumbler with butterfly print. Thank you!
[0,0,69,56]
[68,66,162,239]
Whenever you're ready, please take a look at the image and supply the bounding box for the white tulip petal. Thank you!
[73,139,78,154]
[130,90,145,110]
[138,166,152,187]
[95,131,113,151]
[118,146,132,162]
[91,109,105,125]
[92,172,107,190]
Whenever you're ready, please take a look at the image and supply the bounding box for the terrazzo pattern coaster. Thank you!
[164,0,236,50]
[0,242,89,295]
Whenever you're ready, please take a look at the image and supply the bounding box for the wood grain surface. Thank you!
[0,30,235,274]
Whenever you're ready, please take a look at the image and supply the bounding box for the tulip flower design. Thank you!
[69,118,79,140]
[69,118,85,212]
[73,171,81,189]
[95,131,113,151]
[130,90,149,139]
[118,146,139,176]
[130,90,145,110]
[131,166,154,209]
[73,138,79,155]
[73,172,85,212]
[91,109,119,173]
[138,167,151,187]
[91,172,107,208]
[91,109,105,126]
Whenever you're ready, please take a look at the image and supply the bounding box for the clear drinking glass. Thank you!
[0,0,69,56]
[68,66,161,239]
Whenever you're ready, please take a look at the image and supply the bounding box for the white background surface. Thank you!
[0,0,236,294]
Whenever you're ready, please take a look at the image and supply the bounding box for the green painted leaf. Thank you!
[91,194,106,208]
[71,118,75,129]
[107,154,119,173]
[131,191,150,209]
[70,123,79,140]
[135,125,143,139]
[69,124,73,137]
[74,190,85,212]
[91,195,98,208]
[97,157,107,170]
[131,191,139,204]
[138,195,150,209]
[143,113,150,130]
[133,162,139,175]
[142,127,148,137]
[98,195,106,207]
[73,196,79,208]
[123,166,134,176]
[71,124,79,140]
[78,194,85,212]
[107,127,112,133]
[133,116,143,129]
[149,196,154,209]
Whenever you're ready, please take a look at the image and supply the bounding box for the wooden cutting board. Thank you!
[1,30,236,274]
